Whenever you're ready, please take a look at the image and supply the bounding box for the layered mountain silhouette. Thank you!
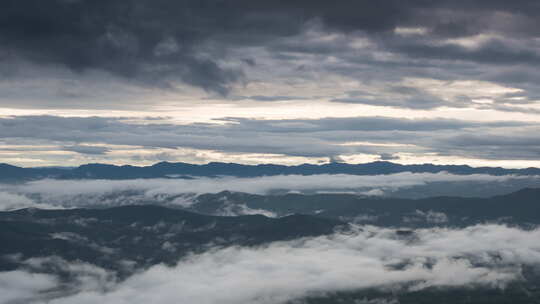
[178,187,540,227]
[0,205,343,276]
[2,189,540,303]
[2,161,540,181]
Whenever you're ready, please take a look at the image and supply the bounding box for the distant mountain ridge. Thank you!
[188,187,540,227]
[1,161,540,181]
[0,205,342,275]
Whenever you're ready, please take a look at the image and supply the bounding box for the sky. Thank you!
[2,0,540,167]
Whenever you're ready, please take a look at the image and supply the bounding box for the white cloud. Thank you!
[0,191,58,211]
[404,210,449,224]
[394,27,429,36]
[215,202,278,218]
[0,172,535,210]
[7,224,540,304]
[0,172,535,212]
[0,271,58,304]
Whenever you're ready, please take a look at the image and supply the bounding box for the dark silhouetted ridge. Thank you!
[1,161,539,181]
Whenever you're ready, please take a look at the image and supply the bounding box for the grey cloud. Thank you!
[231,95,311,102]
[0,0,411,95]
[0,0,251,95]
[130,152,177,162]
[379,153,400,161]
[437,131,540,160]
[223,116,529,132]
[62,145,110,155]
[2,0,540,104]
[0,115,538,161]
[331,88,452,109]
[386,38,540,66]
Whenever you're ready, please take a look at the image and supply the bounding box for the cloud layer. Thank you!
[1,115,540,167]
[0,172,537,211]
[2,0,540,130]
[5,224,540,304]
[3,0,540,102]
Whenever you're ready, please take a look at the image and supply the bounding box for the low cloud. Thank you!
[403,210,449,224]
[0,172,537,210]
[0,191,58,211]
[0,270,58,303]
[5,224,540,304]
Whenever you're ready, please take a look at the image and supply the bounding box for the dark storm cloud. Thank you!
[2,0,540,98]
[385,38,540,66]
[0,0,258,94]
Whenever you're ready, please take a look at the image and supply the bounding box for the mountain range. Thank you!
[2,161,540,181]
[160,187,540,227]
[0,205,343,276]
